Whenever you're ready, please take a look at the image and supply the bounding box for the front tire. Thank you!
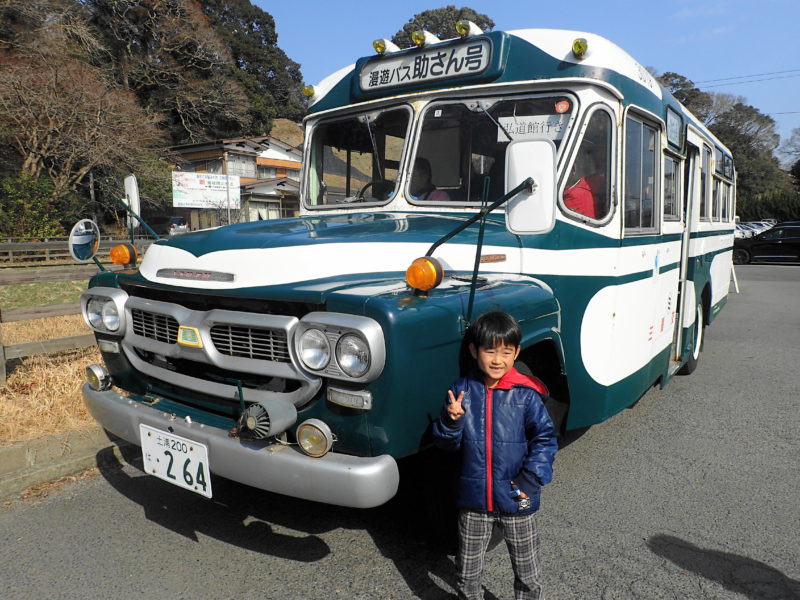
[678,301,704,375]
[733,248,750,265]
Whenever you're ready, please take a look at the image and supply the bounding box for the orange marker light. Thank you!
[406,257,444,292]
[110,243,137,266]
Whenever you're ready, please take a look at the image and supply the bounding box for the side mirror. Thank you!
[124,174,140,230]
[505,140,557,235]
[69,219,101,263]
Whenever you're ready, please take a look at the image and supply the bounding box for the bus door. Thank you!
[671,139,699,368]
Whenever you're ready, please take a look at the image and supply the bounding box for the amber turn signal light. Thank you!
[406,256,444,292]
[110,243,137,266]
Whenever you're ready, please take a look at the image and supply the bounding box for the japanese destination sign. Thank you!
[359,39,491,92]
[171,172,241,209]
[497,115,569,142]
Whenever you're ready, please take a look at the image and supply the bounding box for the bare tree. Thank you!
[0,51,165,201]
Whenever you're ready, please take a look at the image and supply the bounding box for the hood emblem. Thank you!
[157,268,235,282]
[177,326,203,348]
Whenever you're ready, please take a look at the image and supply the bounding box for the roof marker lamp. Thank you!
[110,242,137,267]
[406,256,444,293]
[373,38,400,55]
[572,38,589,60]
[455,20,483,38]
[302,84,317,99]
[411,30,440,47]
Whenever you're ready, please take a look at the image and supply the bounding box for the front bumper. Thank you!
[82,384,399,508]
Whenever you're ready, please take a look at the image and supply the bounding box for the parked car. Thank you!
[167,216,190,236]
[735,223,753,239]
[733,223,800,264]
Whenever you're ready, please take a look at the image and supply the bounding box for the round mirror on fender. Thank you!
[69,219,101,263]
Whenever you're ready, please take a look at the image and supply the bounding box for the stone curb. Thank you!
[0,424,131,499]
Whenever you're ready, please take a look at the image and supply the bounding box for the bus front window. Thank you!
[306,107,411,207]
[411,96,574,205]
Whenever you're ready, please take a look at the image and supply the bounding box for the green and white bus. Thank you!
[76,25,735,508]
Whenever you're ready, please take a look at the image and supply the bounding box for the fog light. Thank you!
[296,419,334,457]
[86,364,111,391]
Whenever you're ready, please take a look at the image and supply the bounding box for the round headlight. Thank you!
[87,297,106,329]
[296,419,333,457]
[101,300,120,331]
[299,328,331,371]
[336,334,370,378]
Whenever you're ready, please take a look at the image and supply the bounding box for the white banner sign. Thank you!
[172,172,241,209]
[360,39,490,91]
[497,115,569,142]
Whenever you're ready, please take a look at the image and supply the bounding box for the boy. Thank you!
[432,311,557,600]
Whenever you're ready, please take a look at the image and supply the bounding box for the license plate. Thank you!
[139,425,212,498]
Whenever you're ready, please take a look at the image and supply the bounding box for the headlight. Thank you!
[86,297,107,329]
[101,300,120,331]
[81,287,128,334]
[298,328,331,370]
[336,334,370,377]
[296,419,334,457]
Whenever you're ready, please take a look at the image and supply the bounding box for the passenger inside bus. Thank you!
[562,111,611,220]
[410,157,451,201]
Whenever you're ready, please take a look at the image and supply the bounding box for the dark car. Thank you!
[733,223,800,264]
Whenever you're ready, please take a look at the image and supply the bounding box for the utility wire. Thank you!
[701,73,800,88]
[695,68,800,84]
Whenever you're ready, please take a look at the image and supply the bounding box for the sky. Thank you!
[258,0,800,162]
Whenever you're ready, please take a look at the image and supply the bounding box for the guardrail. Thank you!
[0,257,133,386]
[0,237,153,264]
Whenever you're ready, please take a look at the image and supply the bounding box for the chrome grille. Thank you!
[131,309,179,344]
[210,325,290,363]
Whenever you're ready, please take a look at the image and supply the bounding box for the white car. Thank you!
[168,216,190,236]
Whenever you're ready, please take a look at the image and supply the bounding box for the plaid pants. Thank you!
[456,509,543,600]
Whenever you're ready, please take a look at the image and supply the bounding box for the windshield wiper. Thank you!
[476,101,513,142]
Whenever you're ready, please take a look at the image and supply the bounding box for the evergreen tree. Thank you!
[200,0,306,135]
[391,5,494,46]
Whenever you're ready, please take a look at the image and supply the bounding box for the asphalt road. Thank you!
[2,264,798,600]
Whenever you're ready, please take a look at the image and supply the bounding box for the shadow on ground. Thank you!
[96,443,482,599]
[647,534,800,600]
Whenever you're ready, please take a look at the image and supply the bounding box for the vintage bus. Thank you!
[74,25,735,508]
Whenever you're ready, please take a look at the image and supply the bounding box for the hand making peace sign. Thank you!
[447,390,465,420]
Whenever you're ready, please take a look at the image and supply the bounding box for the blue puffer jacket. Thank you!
[431,368,557,515]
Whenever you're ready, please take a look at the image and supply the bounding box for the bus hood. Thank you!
[138,212,522,290]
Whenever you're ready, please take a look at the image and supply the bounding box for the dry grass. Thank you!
[0,274,104,447]
[1,314,89,345]
[1,339,100,447]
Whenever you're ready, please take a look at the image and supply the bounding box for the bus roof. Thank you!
[305,28,732,158]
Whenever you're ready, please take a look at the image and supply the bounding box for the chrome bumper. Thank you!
[82,384,399,508]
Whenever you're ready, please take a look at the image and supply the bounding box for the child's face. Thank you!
[469,340,521,388]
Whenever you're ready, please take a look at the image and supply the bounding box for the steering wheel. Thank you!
[357,179,394,201]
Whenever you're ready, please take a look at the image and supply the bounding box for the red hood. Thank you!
[493,367,549,395]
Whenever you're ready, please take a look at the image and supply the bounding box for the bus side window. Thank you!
[663,154,681,221]
[624,115,658,232]
[562,110,612,220]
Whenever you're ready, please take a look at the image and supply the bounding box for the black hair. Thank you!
[468,311,521,349]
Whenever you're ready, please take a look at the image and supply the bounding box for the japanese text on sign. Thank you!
[360,40,490,91]
[497,115,569,142]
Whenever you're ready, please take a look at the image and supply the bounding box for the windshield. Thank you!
[410,95,574,204]
[306,107,411,207]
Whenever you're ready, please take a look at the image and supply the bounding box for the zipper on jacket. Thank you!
[485,385,493,512]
